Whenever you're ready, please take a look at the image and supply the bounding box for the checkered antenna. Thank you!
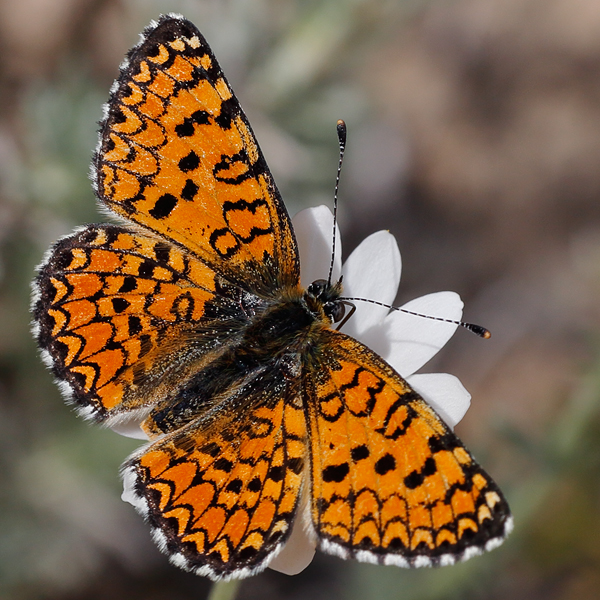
[339,295,492,338]
[327,119,347,287]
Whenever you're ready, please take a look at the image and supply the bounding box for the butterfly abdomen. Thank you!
[143,292,324,435]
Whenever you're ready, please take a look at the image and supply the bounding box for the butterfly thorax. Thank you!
[144,278,343,436]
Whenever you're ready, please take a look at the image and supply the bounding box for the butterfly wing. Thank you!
[304,329,512,566]
[95,15,299,293]
[32,224,258,422]
[122,376,307,580]
[34,15,301,422]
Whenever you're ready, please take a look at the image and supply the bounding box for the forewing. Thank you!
[305,330,512,566]
[122,385,307,580]
[95,15,299,292]
[32,224,252,422]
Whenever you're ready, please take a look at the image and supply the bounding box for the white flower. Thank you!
[267,206,471,576]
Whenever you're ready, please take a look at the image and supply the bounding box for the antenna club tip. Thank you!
[464,323,491,338]
[336,120,347,144]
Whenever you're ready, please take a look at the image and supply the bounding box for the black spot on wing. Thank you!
[248,477,262,492]
[225,478,243,494]
[214,97,237,129]
[175,110,210,137]
[111,298,130,313]
[178,151,200,172]
[149,193,178,219]
[128,315,142,336]
[138,259,155,278]
[323,463,350,483]
[214,457,233,473]
[154,243,171,264]
[351,445,370,461]
[288,457,304,474]
[404,456,437,489]
[181,179,199,201]
[374,453,396,476]
[267,465,284,482]
[119,276,138,293]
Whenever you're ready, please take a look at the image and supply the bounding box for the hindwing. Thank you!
[33,224,256,422]
[123,369,307,579]
[304,330,512,566]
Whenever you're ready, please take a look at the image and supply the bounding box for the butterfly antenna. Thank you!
[327,119,347,286]
[340,296,492,338]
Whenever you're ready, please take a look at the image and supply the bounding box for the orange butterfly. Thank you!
[32,15,511,580]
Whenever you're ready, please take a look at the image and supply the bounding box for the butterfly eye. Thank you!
[307,279,328,299]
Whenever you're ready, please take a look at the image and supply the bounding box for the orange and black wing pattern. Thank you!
[32,14,300,422]
[122,380,307,580]
[94,15,299,293]
[32,223,255,421]
[32,13,511,581]
[304,330,512,567]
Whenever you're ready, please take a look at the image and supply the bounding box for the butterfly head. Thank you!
[304,278,346,324]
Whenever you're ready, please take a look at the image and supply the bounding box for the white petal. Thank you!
[109,420,149,440]
[407,373,471,429]
[341,231,401,339]
[292,206,341,287]
[365,291,463,377]
[268,517,316,575]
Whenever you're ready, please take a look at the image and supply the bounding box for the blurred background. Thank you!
[2,0,600,598]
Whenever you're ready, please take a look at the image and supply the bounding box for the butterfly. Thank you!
[31,14,512,580]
